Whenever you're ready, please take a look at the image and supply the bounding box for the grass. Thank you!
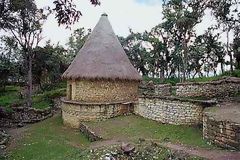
[85,115,212,148]
[0,86,22,112]
[188,76,221,83]
[143,76,180,85]
[9,115,90,160]
[0,85,66,111]
[8,115,206,160]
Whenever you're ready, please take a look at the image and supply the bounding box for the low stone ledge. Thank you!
[61,97,136,106]
[11,107,53,124]
[79,123,102,142]
[139,96,218,107]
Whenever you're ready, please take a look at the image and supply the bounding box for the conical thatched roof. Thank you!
[62,14,142,81]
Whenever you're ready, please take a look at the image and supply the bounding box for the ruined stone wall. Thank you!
[139,83,171,96]
[79,123,102,142]
[134,96,216,125]
[203,112,240,150]
[67,79,139,103]
[176,78,240,98]
[61,98,134,128]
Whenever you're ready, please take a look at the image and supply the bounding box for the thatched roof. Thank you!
[62,14,142,81]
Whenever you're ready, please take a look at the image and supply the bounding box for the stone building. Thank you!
[61,14,142,128]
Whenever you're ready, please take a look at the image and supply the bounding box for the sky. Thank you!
[35,0,218,46]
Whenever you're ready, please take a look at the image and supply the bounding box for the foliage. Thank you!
[32,41,68,88]
[66,27,90,63]
[0,36,22,90]
[221,69,240,78]
[207,0,240,72]
[143,76,180,85]
[233,27,240,69]
[53,0,100,27]
[0,0,51,107]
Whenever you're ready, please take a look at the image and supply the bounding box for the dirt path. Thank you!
[5,125,30,151]
[162,142,240,160]
[90,139,240,160]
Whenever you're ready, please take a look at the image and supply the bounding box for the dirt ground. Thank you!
[206,102,240,123]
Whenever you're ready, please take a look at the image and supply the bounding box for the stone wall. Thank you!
[203,111,240,150]
[139,83,171,96]
[134,96,217,125]
[67,79,139,103]
[176,77,240,98]
[61,98,135,128]
[11,107,53,123]
[79,123,102,142]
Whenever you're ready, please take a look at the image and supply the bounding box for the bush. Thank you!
[221,69,240,77]
[143,76,180,85]
[41,81,67,91]
[43,88,66,99]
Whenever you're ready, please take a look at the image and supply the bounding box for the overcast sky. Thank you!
[35,0,219,46]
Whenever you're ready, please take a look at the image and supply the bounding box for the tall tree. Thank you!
[162,0,207,81]
[208,0,240,72]
[0,0,50,107]
[119,30,150,76]
[233,26,240,69]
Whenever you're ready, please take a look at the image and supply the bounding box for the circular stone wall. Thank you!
[203,105,240,150]
[61,98,134,128]
[67,79,139,103]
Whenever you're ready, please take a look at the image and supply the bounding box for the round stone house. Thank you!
[61,14,142,128]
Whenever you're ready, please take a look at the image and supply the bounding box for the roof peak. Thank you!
[62,14,142,81]
[101,13,108,17]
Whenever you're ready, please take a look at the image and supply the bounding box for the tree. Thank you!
[208,0,240,72]
[233,26,240,69]
[53,0,100,27]
[147,25,172,80]
[0,36,21,90]
[0,0,50,107]
[32,41,67,89]
[66,27,90,63]
[0,0,101,28]
[119,30,150,76]
[162,0,207,81]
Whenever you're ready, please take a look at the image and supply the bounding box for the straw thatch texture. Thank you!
[62,14,141,81]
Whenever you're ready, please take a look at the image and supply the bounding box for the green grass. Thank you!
[86,115,211,148]
[143,76,180,85]
[188,76,221,83]
[9,115,90,160]
[0,84,66,110]
[8,115,205,160]
[0,86,22,112]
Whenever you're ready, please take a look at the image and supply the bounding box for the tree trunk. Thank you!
[160,69,165,82]
[27,53,33,107]
[227,30,233,73]
[182,38,188,82]
[221,63,224,74]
